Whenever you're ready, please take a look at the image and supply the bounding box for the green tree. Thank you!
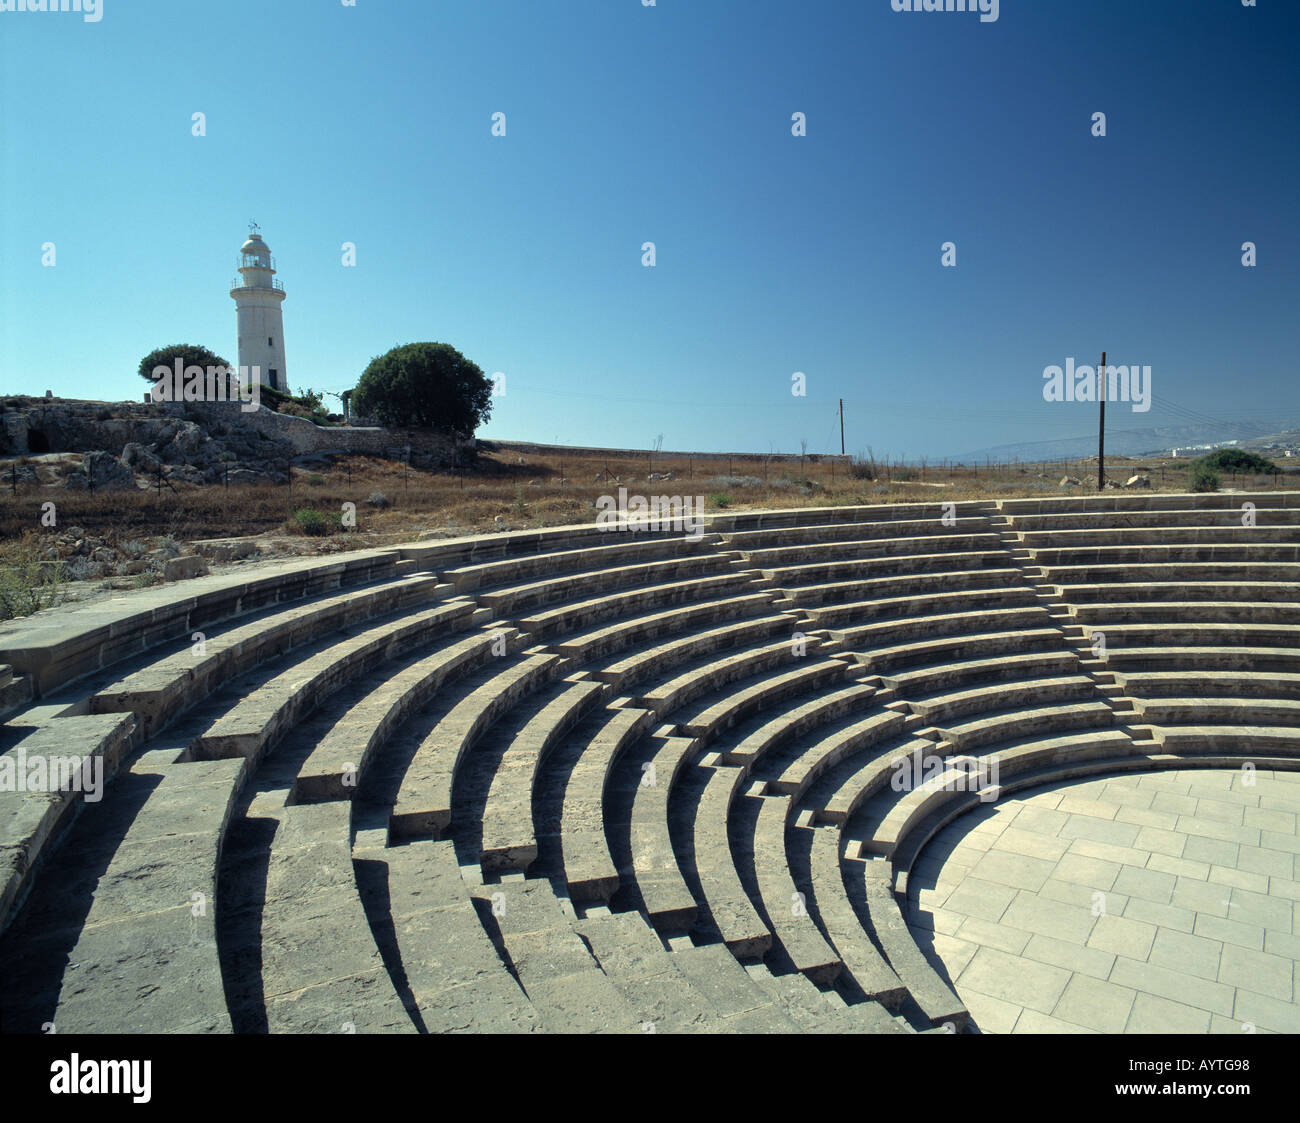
[137,343,234,384]
[1197,448,1276,474]
[351,342,493,436]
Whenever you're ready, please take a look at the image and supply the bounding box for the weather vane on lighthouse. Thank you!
[249,219,260,235]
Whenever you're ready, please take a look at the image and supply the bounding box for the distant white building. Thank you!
[230,224,288,392]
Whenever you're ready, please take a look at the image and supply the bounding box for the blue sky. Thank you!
[2,0,1296,459]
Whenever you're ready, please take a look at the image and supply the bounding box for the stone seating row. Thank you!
[1017,521,1300,547]
[88,573,447,740]
[0,713,136,933]
[720,515,994,552]
[4,492,1300,1034]
[0,549,414,699]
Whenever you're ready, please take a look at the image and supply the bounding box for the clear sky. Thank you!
[2,0,1296,459]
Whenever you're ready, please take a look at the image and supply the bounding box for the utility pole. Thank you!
[1097,350,1106,492]
[839,398,845,455]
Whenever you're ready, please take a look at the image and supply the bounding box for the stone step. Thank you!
[229,799,415,1033]
[831,604,1052,650]
[935,699,1117,751]
[558,707,657,901]
[472,876,643,1032]
[806,825,908,1008]
[0,713,135,932]
[573,909,722,1033]
[1059,579,1300,604]
[717,680,879,770]
[515,571,762,640]
[814,735,958,826]
[740,532,1003,569]
[37,753,244,1032]
[381,649,563,836]
[478,553,737,617]
[763,549,1011,588]
[1080,621,1300,648]
[765,708,910,800]
[440,534,710,594]
[850,627,1065,675]
[1032,543,1300,566]
[592,612,795,695]
[1114,669,1300,699]
[669,941,801,1031]
[721,515,993,551]
[1020,523,1300,547]
[783,566,1023,608]
[803,584,1039,628]
[1041,561,1300,585]
[477,677,608,873]
[881,650,1081,695]
[691,763,772,957]
[752,797,842,985]
[626,736,700,931]
[187,600,476,763]
[1151,724,1300,754]
[544,591,775,664]
[352,838,539,1033]
[856,856,968,1030]
[1133,696,1300,725]
[669,656,852,744]
[998,492,1296,518]
[0,549,408,698]
[88,574,446,739]
[906,675,1099,726]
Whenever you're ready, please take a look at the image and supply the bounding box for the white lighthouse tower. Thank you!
[230,222,288,392]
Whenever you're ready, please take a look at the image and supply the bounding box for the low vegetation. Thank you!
[0,533,67,620]
[1189,463,1221,492]
[1195,448,1277,475]
[1,446,1293,568]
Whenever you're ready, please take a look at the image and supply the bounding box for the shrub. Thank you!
[1189,464,1220,493]
[0,534,66,620]
[366,491,389,508]
[1196,448,1275,474]
[708,492,732,508]
[306,474,326,486]
[290,507,342,536]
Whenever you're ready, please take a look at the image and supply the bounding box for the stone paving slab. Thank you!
[907,767,1300,1033]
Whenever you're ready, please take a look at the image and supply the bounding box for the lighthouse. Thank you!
[230,222,288,392]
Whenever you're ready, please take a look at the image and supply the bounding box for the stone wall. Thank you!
[168,401,467,466]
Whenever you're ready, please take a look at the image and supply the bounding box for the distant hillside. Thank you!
[952,419,1300,465]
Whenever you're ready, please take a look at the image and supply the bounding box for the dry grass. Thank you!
[1,447,1294,551]
[0,532,67,621]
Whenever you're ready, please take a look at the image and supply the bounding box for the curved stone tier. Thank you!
[1,492,1298,1033]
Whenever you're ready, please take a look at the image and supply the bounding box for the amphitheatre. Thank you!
[2,480,1299,1035]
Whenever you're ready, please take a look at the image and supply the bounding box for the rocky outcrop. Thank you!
[61,450,137,491]
[0,396,467,481]
[1,396,295,483]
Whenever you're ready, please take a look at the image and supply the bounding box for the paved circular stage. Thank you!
[908,767,1300,1033]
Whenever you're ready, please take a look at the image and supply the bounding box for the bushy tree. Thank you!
[138,343,234,383]
[351,342,492,436]
[1196,448,1276,474]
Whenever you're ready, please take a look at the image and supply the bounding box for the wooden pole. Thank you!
[839,398,845,455]
[1097,350,1106,491]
